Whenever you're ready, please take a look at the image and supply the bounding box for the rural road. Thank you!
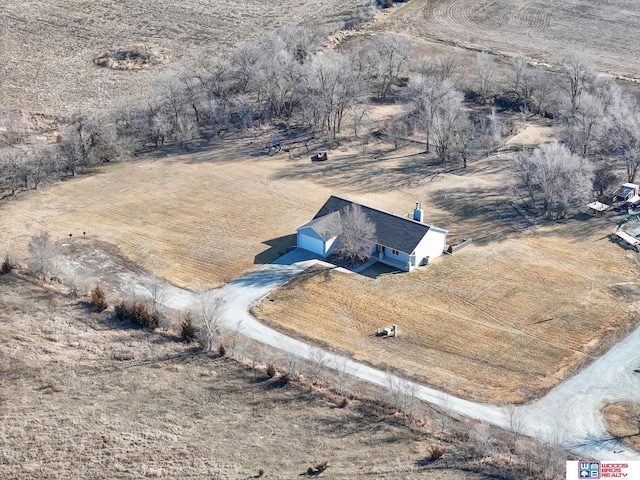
[100,248,640,461]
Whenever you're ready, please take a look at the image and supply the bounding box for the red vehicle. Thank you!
[317,151,328,161]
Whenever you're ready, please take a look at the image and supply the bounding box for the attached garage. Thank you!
[296,211,341,257]
[296,227,326,256]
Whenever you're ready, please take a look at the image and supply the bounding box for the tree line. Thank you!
[2,23,640,220]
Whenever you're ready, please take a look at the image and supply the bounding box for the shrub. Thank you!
[1,252,16,274]
[114,300,157,329]
[89,284,108,311]
[258,469,265,478]
[180,313,199,343]
[430,444,444,460]
[339,396,350,408]
[307,461,329,475]
[279,373,291,385]
[266,363,277,378]
[217,344,226,356]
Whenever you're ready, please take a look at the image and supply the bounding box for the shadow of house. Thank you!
[253,234,297,265]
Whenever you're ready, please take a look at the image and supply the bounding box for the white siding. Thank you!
[297,227,325,256]
[386,248,409,263]
[324,235,338,255]
[412,228,447,265]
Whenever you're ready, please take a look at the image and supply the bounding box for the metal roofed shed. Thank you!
[586,201,610,214]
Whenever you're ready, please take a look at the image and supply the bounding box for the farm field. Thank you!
[0,273,502,480]
[384,0,640,79]
[0,0,363,113]
[254,217,640,404]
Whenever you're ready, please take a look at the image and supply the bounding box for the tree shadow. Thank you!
[429,186,528,246]
[271,149,452,193]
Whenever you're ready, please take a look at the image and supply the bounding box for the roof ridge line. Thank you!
[329,195,434,227]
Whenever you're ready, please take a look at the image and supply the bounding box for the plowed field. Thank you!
[390,0,640,79]
[0,0,362,113]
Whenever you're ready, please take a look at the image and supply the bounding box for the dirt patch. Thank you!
[612,283,640,303]
[94,45,171,70]
[601,402,640,453]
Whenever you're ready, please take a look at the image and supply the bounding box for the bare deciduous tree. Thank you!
[332,355,353,395]
[382,117,409,150]
[0,147,27,196]
[513,142,594,219]
[407,74,458,152]
[27,231,60,280]
[193,288,226,352]
[557,52,595,110]
[593,162,619,201]
[304,51,364,138]
[430,90,468,162]
[371,34,412,99]
[336,204,376,265]
[475,51,494,103]
[559,92,605,157]
[232,42,262,93]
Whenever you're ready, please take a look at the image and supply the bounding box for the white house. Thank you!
[296,196,448,271]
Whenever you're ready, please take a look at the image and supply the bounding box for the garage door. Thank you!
[297,232,325,256]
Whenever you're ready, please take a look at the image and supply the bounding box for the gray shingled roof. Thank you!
[298,211,341,241]
[309,196,436,254]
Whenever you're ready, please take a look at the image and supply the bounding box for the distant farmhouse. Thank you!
[296,196,448,272]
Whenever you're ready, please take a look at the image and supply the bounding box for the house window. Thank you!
[380,246,386,253]
[392,249,399,256]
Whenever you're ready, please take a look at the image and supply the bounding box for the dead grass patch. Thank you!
[602,402,640,452]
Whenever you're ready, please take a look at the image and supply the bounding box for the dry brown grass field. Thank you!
[6,121,639,405]
[0,0,363,113]
[254,222,640,404]
[380,0,640,80]
[0,117,494,288]
[602,402,640,453]
[0,272,541,479]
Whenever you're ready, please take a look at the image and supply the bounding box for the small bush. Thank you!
[218,344,226,356]
[90,284,108,311]
[1,252,16,274]
[180,313,199,343]
[258,469,265,477]
[114,300,157,329]
[280,373,291,385]
[430,444,444,460]
[339,396,350,408]
[306,461,329,476]
[266,363,277,378]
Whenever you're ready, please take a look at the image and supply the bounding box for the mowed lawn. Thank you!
[254,222,638,403]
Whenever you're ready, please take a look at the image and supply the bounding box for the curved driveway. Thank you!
[132,249,640,460]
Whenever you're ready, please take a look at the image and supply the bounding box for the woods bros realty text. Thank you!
[567,461,640,478]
